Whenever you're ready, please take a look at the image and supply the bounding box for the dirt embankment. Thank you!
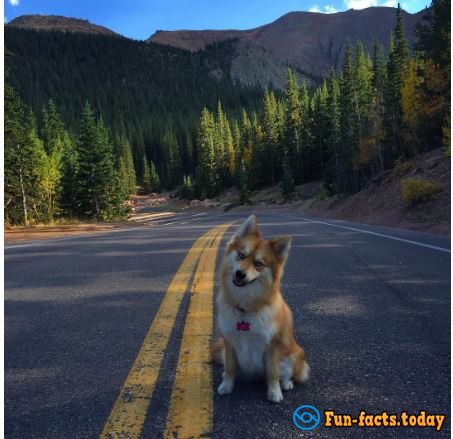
[306,148,450,236]
[217,148,450,236]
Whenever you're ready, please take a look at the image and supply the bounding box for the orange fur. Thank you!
[210,337,225,364]
[213,215,309,402]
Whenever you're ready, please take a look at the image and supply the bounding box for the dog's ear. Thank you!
[231,215,259,241]
[270,236,292,262]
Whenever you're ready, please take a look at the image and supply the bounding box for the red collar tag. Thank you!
[236,321,250,331]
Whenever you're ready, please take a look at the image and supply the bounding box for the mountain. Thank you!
[4,27,263,177]
[7,15,119,37]
[149,7,427,80]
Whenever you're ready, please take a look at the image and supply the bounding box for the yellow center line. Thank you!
[164,223,231,439]
[100,224,226,439]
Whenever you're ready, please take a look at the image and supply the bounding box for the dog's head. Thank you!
[223,215,291,299]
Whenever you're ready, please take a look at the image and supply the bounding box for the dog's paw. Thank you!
[267,383,283,403]
[218,379,234,395]
[281,379,294,391]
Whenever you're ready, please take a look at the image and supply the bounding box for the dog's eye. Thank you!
[254,261,263,268]
[238,252,245,259]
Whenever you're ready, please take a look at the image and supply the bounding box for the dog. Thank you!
[212,214,309,403]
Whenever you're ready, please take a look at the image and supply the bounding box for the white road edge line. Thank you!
[287,215,450,254]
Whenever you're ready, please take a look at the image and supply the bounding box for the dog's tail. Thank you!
[210,337,225,365]
[293,345,310,384]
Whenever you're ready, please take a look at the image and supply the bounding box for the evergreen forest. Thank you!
[4,2,450,225]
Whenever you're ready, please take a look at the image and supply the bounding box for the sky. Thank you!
[4,0,429,40]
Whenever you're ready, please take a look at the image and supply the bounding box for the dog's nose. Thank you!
[235,270,246,280]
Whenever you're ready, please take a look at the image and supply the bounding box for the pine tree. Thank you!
[354,41,374,185]
[59,139,79,217]
[41,99,65,155]
[75,103,124,220]
[150,161,161,192]
[181,175,194,199]
[262,89,280,184]
[215,101,231,188]
[283,69,301,183]
[40,100,69,220]
[5,77,49,225]
[196,108,217,198]
[24,109,49,223]
[163,128,182,188]
[339,43,356,193]
[238,157,251,204]
[414,0,450,147]
[115,136,136,195]
[281,147,295,201]
[309,82,326,182]
[142,156,152,193]
[324,70,341,193]
[385,4,410,162]
[299,82,313,181]
[231,120,241,180]
[5,76,27,225]
[401,58,424,153]
[368,39,387,173]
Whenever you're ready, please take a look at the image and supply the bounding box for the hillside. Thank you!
[214,148,450,236]
[149,7,426,79]
[8,15,119,36]
[308,148,450,235]
[7,8,428,90]
[4,28,262,175]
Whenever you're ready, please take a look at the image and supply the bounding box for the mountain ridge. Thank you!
[149,7,426,78]
[7,8,428,88]
[7,14,119,37]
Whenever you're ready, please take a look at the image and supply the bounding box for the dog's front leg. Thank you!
[265,343,283,403]
[218,339,237,395]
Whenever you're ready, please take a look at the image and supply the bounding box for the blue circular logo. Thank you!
[293,405,321,431]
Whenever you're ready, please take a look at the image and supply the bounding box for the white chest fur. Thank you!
[218,303,277,379]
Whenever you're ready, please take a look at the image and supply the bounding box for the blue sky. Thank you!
[4,0,429,40]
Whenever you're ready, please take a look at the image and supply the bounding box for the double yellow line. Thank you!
[101,223,230,439]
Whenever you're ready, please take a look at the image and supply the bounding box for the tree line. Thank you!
[4,1,449,224]
[5,81,138,224]
[4,28,263,193]
[193,2,450,201]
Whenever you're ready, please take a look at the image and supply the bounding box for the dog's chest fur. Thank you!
[219,302,277,378]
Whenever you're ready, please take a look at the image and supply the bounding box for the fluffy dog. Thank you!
[212,215,309,403]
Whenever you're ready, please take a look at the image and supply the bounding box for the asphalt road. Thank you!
[4,212,451,438]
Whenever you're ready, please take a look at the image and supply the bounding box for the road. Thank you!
[4,212,451,438]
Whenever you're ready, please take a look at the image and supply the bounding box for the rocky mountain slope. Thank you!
[149,7,426,79]
[7,15,119,37]
[7,7,428,89]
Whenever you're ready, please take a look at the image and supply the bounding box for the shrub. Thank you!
[392,159,414,177]
[401,177,442,206]
[316,188,328,201]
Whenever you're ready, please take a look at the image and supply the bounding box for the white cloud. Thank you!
[312,0,399,13]
[9,0,20,6]
[344,0,378,9]
[310,4,338,13]
[324,4,338,13]
[4,16,8,23]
